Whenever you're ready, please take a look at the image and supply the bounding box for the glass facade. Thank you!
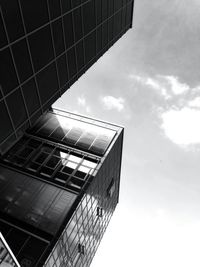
[0,0,134,154]
[0,110,124,266]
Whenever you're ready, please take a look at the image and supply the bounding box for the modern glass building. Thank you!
[0,109,124,267]
[0,0,134,154]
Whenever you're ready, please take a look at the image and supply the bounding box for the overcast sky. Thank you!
[54,1,200,266]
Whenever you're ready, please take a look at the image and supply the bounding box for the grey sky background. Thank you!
[54,1,200,266]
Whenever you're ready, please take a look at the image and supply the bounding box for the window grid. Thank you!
[1,135,99,194]
[0,0,133,154]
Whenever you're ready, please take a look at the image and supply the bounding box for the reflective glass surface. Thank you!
[29,111,116,156]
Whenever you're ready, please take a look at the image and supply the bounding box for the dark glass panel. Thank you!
[52,19,65,56]
[28,25,54,72]
[96,26,102,54]
[76,40,85,71]
[72,0,81,8]
[19,147,33,158]
[101,0,108,21]
[121,7,126,29]
[126,2,133,27]
[36,62,59,104]
[22,78,40,116]
[45,156,60,168]
[113,11,122,37]
[67,47,77,79]
[95,0,102,25]
[6,230,28,255]
[83,0,95,35]
[1,0,24,42]
[61,0,72,13]
[62,166,74,174]
[57,54,69,87]
[73,7,83,42]
[108,17,113,42]
[108,0,114,17]
[63,12,74,49]
[12,38,33,83]
[6,90,27,128]
[0,14,7,49]
[102,21,108,48]
[0,100,13,143]
[20,0,49,33]
[48,0,61,19]
[114,0,123,12]
[84,31,96,64]
[0,48,18,95]
[18,237,47,266]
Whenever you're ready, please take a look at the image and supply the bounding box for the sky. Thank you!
[54,1,200,266]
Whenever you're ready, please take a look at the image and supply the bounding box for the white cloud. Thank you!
[164,76,189,95]
[188,97,200,108]
[77,96,86,106]
[101,96,125,112]
[161,107,200,146]
[77,96,91,113]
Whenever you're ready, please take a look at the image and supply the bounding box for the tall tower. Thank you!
[0,0,134,154]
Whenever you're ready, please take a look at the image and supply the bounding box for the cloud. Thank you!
[163,76,189,95]
[77,96,86,106]
[77,96,91,113]
[161,107,200,146]
[101,96,125,112]
[188,97,200,108]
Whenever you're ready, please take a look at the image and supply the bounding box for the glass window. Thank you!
[63,13,74,50]
[102,21,108,49]
[76,40,85,71]
[61,0,71,13]
[50,126,67,141]
[66,161,77,170]
[113,11,122,38]
[12,38,33,83]
[83,1,95,35]
[68,154,82,163]
[67,47,77,79]
[101,0,108,21]
[0,48,18,95]
[28,25,54,72]
[95,0,102,25]
[73,7,83,42]
[36,62,59,104]
[52,19,65,56]
[57,54,69,87]
[1,0,24,42]
[48,0,61,19]
[126,2,133,27]
[96,27,102,54]
[22,78,40,116]
[6,90,27,128]
[0,100,13,143]
[20,0,49,33]
[78,166,90,174]
[82,160,97,169]
[108,0,114,17]
[0,14,7,49]
[84,31,96,65]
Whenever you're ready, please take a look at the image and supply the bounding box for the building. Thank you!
[0,0,134,154]
[0,108,124,266]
